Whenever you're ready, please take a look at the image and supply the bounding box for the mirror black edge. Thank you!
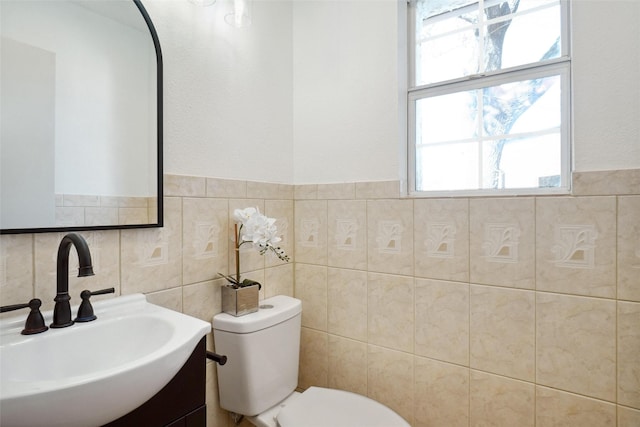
[135,0,164,230]
[0,0,163,235]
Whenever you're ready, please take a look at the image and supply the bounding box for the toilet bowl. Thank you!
[212,295,409,427]
[249,386,409,427]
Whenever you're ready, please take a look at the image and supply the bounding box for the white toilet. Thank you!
[213,295,410,427]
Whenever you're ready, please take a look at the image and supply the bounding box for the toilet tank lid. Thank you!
[213,295,301,334]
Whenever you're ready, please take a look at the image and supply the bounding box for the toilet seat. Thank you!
[276,387,410,427]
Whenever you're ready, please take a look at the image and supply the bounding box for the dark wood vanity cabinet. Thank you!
[103,337,207,427]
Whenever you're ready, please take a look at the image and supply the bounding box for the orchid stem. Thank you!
[235,223,240,284]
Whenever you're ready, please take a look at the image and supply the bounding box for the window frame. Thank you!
[407,0,572,197]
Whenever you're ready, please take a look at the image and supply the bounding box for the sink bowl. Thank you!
[0,294,211,427]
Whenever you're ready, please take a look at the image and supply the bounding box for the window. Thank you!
[408,0,570,195]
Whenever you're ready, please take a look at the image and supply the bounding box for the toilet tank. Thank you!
[213,295,302,416]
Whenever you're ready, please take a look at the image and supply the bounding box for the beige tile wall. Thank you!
[0,174,294,427]
[294,169,640,427]
[1,169,639,427]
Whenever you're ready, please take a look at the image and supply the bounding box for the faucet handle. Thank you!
[74,287,115,322]
[0,299,49,335]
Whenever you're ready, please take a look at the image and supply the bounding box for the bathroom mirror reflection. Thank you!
[0,0,162,234]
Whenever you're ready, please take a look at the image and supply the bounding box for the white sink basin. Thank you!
[0,294,211,427]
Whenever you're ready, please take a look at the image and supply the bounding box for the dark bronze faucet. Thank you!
[0,298,49,334]
[51,233,94,328]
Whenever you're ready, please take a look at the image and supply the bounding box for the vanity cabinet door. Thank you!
[185,406,207,427]
[103,337,206,427]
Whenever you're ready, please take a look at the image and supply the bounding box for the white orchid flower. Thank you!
[223,206,290,287]
[233,207,258,223]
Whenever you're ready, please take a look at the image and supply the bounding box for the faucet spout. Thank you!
[51,233,94,328]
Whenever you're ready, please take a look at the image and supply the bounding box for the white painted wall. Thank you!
[571,0,640,172]
[144,0,639,184]
[144,0,294,183]
[292,0,402,184]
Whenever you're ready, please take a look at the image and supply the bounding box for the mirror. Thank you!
[0,0,162,234]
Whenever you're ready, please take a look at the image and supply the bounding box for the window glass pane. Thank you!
[416,6,478,85]
[416,91,478,144]
[496,135,561,188]
[414,72,564,192]
[410,0,569,195]
[419,7,475,38]
[508,75,561,134]
[482,74,561,137]
[517,0,557,13]
[416,142,479,191]
[418,0,475,20]
[415,0,562,86]
[418,28,479,85]
[492,3,561,71]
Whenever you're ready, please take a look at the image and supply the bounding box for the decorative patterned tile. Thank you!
[414,198,469,282]
[367,200,413,276]
[328,200,367,270]
[536,197,616,297]
[300,219,320,247]
[335,219,359,250]
[182,198,228,285]
[470,198,535,289]
[294,200,327,265]
[264,199,294,267]
[121,197,182,295]
[481,223,521,262]
[550,224,598,268]
[425,222,457,258]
